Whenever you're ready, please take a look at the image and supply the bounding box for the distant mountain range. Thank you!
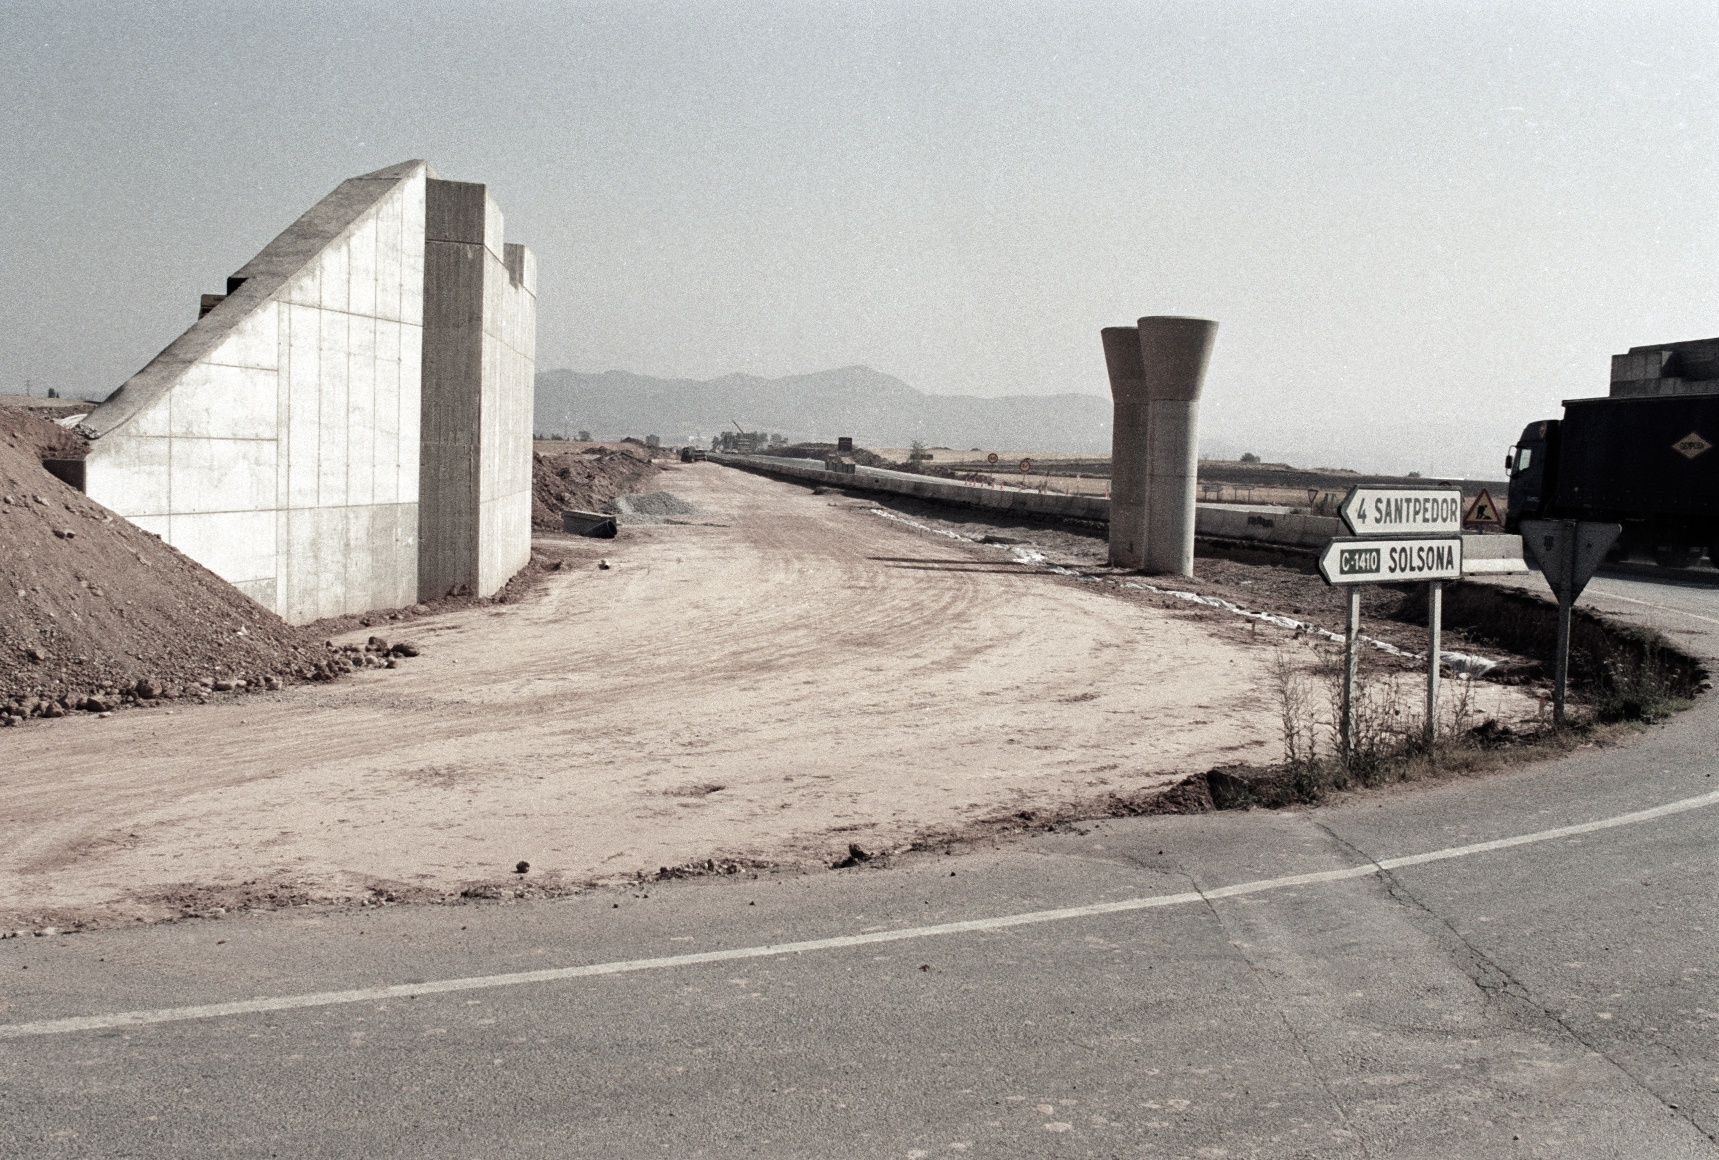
[534,366,1118,453]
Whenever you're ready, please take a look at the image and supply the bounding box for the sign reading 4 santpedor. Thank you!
[1338,487,1464,537]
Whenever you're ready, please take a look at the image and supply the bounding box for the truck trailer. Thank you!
[1505,391,1719,566]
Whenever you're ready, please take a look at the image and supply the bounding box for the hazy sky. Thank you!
[4,1,1714,475]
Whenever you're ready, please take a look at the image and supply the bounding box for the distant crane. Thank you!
[727,418,763,453]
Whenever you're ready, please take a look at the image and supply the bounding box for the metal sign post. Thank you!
[1425,580,1442,742]
[1341,588,1360,758]
[1322,486,1463,756]
[1518,519,1622,726]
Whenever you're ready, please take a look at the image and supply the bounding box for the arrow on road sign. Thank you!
[1338,487,1463,537]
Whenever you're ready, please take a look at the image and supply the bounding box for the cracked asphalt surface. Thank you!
[3,571,1717,1157]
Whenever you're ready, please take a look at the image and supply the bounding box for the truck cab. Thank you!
[1503,419,1557,532]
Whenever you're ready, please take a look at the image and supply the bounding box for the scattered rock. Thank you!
[514,861,530,875]
[24,646,46,663]
[366,635,389,653]
[598,559,611,571]
[211,678,236,693]
[133,677,162,699]
[832,843,873,869]
[389,641,420,658]
[53,528,75,540]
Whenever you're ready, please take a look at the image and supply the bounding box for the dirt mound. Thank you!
[773,441,890,468]
[0,408,341,723]
[532,443,661,530]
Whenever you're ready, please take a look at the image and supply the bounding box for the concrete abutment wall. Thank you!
[82,160,535,624]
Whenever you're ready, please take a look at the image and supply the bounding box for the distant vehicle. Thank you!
[679,447,706,463]
[1506,391,1719,566]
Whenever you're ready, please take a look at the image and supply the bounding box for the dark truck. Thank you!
[1505,391,1719,566]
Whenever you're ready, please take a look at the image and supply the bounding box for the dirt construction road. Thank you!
[0,464,1283,928]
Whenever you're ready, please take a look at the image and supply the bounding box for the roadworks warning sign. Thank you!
[1463,488,1503,529]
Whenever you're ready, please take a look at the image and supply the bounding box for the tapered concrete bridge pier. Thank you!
[1102,315,1217,577]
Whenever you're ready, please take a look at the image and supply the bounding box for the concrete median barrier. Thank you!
[708,454,1527,573]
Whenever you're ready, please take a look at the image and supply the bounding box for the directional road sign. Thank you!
[1318,536,1463,586]
[1339,486,1463,537]
[986,452,999,465]
[1519,519,1621,603]
[1018,458,1033,474]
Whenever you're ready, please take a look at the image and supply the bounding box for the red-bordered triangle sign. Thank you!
[1463,488,1502,528]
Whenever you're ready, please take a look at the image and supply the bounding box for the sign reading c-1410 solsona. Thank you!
[1317,536,1464,585]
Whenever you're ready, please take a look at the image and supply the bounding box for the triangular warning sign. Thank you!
[1463,488,1502,529]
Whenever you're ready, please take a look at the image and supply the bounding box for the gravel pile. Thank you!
[607,491,700,524]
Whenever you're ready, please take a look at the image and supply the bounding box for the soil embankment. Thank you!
[531,441,662,530]
[0,408,337,722]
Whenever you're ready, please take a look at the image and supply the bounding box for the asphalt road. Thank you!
[4,572,1718,1158]
[1584,567,1719,653]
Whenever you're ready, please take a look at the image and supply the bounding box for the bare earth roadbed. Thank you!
[7,464,1305,928]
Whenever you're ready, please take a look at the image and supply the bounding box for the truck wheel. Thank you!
[1653,545,1702,568]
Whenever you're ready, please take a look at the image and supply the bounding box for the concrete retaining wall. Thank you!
[83,160,536,623]
[712,454,1526,573]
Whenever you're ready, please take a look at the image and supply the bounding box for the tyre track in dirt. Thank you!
[0,464,1282,927]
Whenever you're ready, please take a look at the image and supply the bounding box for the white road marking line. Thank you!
[6,787,1719,1041]
[1585,583,1719,628]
